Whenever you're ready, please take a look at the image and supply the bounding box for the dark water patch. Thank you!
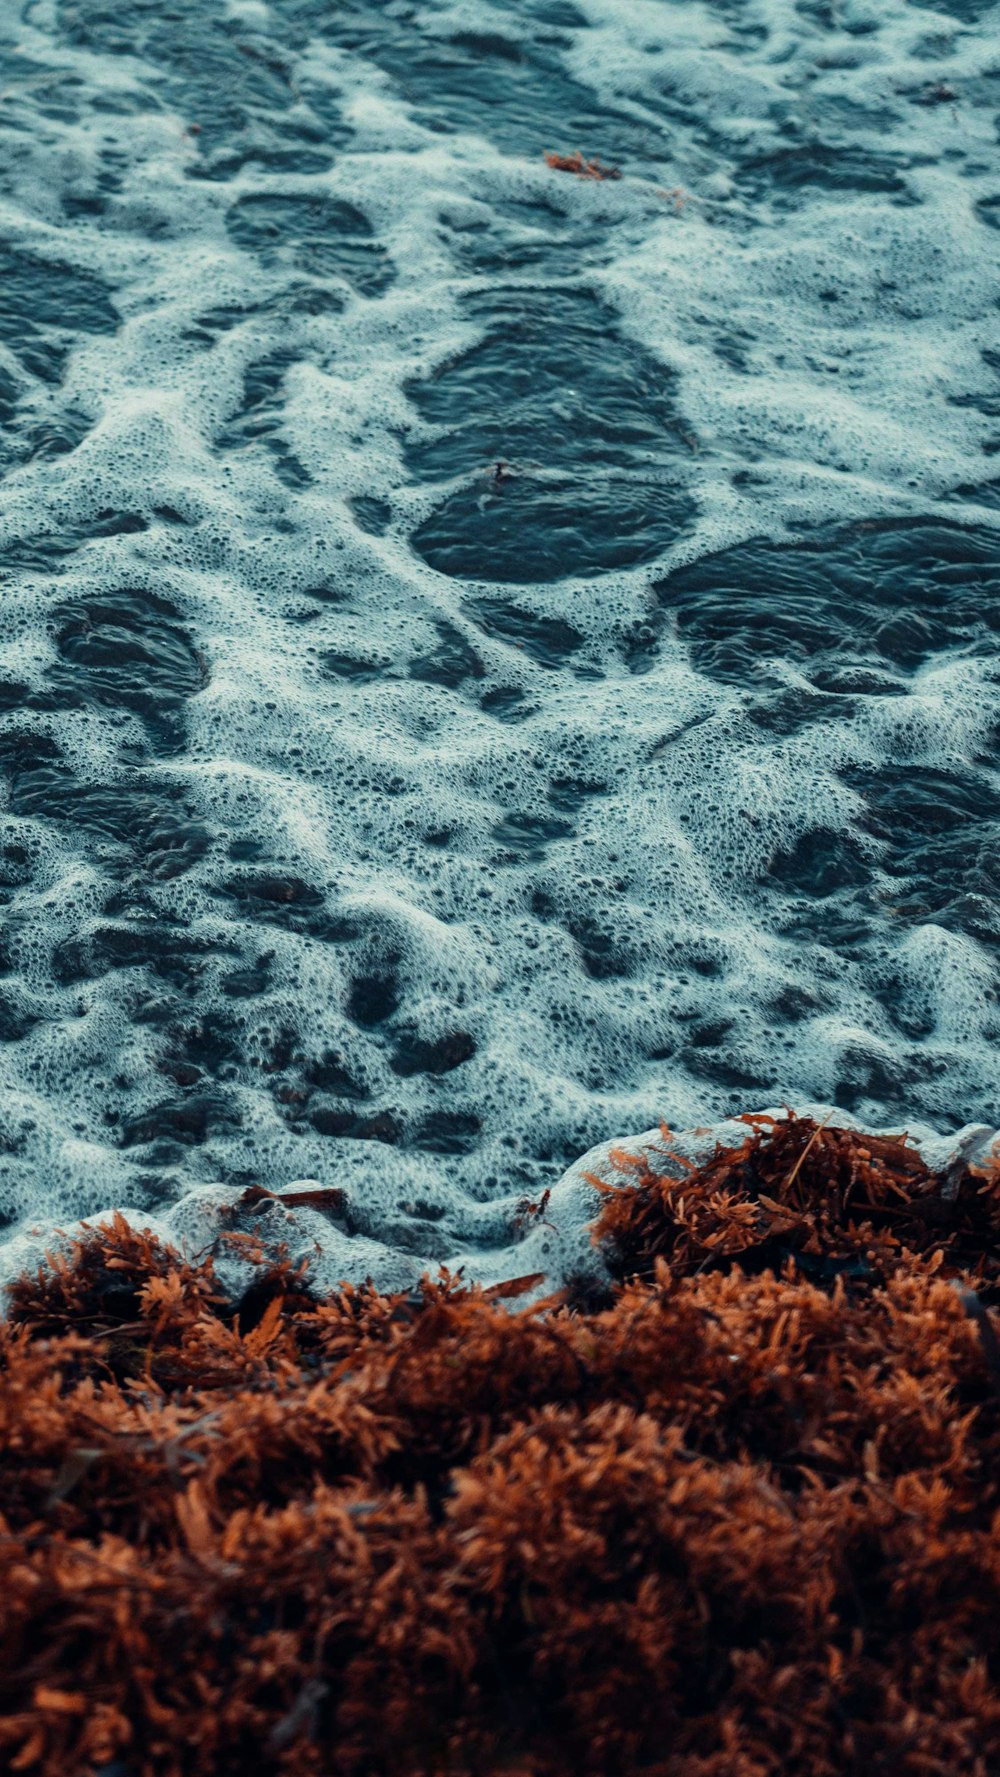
[226,195,393,295]
[61,190,108,220]
[809,665,909,697]
[409,289,688,476]
[0,726,67,778]
[410,1109,481,1155]
[768,983,832,1024]
[183,287,345,353]
[390,1029,476,1078]
[412,31,660,159]
[216,350,312,489]
[691,0,770,35]
[830,1043,941,1120]
[478,685,534,723]
[688,1016,734,1050]
[303,1050,369,1099]
[290,0,657,162]
[0,365,17,426]
[408,622,485,689]
[450,31,526,64]
[0,387,98,477]
[0,512,149,580]
[415,475,688,583]
[202,137,336,183]
[321,649,394,684]
[198,128,334,183]
[656,521,1000,686]
[158,1010,249,1083]
[220,954,275,999]
[712,328,758,374]
[310,1104,401,1144]
[0,681,70,718]
[0,246,118,385]
[400,1197,447,1223]
[491,810,574,865]
[119,1090,242,1154]
[408,287,695,582]
[0,842,36,903]
[796,0,877,28]
[532,875,636,980]
[734,142,916,209]
[227,837,267,864]
[568,914,632,981]
[0,47,51,85]
[547,773,608,816]
[441,191,617,280]
[470,600,584,668]
[910,0,999,18]
[766,827,873,899]
[948,481,1000,512]
[744,685,857,740]
[49,588,206,754]
[347,971,401,1029]
[0,995,39,1044]
[20,408,95,464]
[773,903,883,956]
[621,609,669,675]
[69,922,234,991]
[250,1020,300,1077]
[3,760,211,881]
[184,302,259,343]
[682,1042,765,1092]
[844,763,1000,942]
[300,582,350,607]
[214,874,354,941]
[57,0,338,180]
[350,496,392,537]
[877,969,939,1042]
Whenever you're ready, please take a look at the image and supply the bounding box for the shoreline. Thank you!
[3,1103,997,1309]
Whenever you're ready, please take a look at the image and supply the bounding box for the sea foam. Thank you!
[0,0,997,1283]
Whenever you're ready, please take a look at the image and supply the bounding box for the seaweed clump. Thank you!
[2,1114,1000,1775]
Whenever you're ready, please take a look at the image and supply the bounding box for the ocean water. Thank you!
[0,0,998,1289]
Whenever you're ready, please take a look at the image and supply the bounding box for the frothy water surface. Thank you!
[0,0,998,1281]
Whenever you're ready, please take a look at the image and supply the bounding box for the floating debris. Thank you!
[544,149,621,180]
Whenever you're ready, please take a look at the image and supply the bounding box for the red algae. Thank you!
[3,1115,1000,1775]
[544,149,622,180]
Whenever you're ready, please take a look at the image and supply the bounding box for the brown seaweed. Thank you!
[1,1116,1000,1775]
[544,149,621,180]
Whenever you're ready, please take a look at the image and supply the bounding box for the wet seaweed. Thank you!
[2,1116,1000,1774]
[544,149,621,180]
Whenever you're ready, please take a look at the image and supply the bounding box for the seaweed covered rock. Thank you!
[1,1116,1000,1776]
[589,1109,1000,1292]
